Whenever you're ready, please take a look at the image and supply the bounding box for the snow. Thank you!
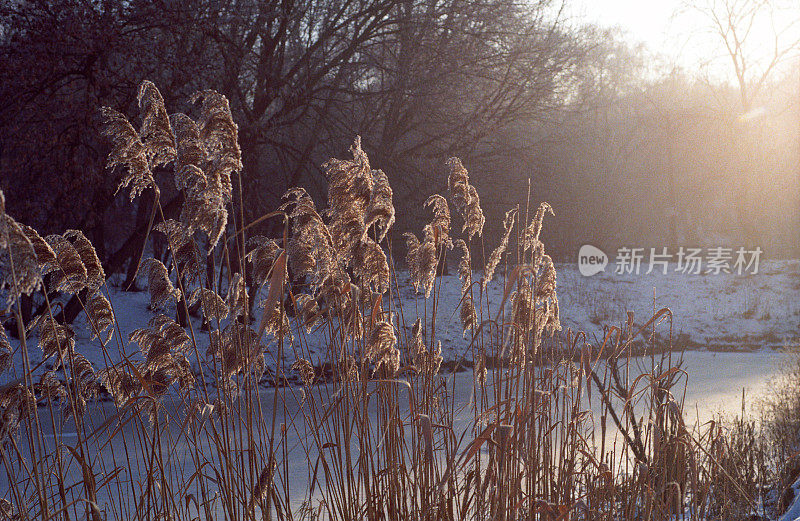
[2,253,798,517]
[782,479,800,521]
[3,260,799,384]
[389,259,800,368]
[0,350,791,517]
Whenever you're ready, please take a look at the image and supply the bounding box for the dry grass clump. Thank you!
[0,80,777,521]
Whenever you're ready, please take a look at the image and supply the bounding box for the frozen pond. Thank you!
[1,348,793,517]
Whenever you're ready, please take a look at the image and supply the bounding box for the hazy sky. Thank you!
[568,0,800,81]
[569,0,678,49]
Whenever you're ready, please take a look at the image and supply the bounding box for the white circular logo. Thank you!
[578,244,607,276]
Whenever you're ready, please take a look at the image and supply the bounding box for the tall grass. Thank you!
[0,81,784,520]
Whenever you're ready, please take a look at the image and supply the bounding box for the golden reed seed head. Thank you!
[64,230,105,290]
[294,294,321,333]
[20,223,56,274]
[0,216,42,304]
[137,80,176,169]
[226,273,248,318]
[291,359,315,386]
[453,239,472,292]
[460,296,478,333]
[100,106,153,201]
[246,236,281,287]
[37,371,67,404]
[522,202,554,252]
[0,385,36,442]
[34,315,75,368]
[536,255,557,298]
[141,258,181,310]
[191,89,242,204]
[366,319,399,377]
[85,289,115,343]
[0,327,11,375]
[98,367,139,407]
[408,318,441,374]
[188,287,229,323]
[424,194,451,247]
[353,238,390,294]
[404,232,437,298]
[45,234,88,294]
[446,158,484,240]
[482,206,518,290]
[170,112,206,187]
[364,169,395,242]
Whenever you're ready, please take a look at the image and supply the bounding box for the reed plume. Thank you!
[446,158,484,240]
[247,236,281,287]
[181,181,228,252]
[0,211,41,304]
[188,287,229,323]
[129,323,172,370]
[208,323,264,381]
[170,111,229,250]
[37,371,67,405]
[137,80,176,168]
[364,169,395,242]
[191,89,241,204]
[98,367,139,408]
[408,318,442,375]
[291,358,315,386]
[249,462,277,514]
[85,289,115,343]
[338,284,365,339]
[100,106,153,200]
[522,202,553,252]
[293,294,321,333]
[153,219,198,281]
[283,188,340,293]
[141,258,181,310]
[226,273,248,318]
[20,223,56,274]
[538,257,561,335]
[0,384,35,442]
[424,194,451,247]
[482,207,518,289]
[510,278,533,362]
[0,326,11,375]
[365,319,399,377]
[259,296,292,342]
[404,232,437,298]
[44,234,88,294]
[353,238,390,294]
[32,315,75,368]
[64,230,105,290]
[323,137,372,263]
[454,239,477,332]
[69,352,99,417]
[170,113,206,191]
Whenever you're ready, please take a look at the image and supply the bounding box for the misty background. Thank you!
[1,0,799,271]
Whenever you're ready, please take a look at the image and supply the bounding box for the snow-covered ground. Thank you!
[389,259,800,370]
[4,260,799,382]
[557,259,800,350]
[3,258,800,518]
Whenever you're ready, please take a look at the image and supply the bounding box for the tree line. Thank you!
[1,0,798,291]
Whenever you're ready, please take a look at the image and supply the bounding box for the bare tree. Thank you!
[679,0,800,111]
[677,0,800,249]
